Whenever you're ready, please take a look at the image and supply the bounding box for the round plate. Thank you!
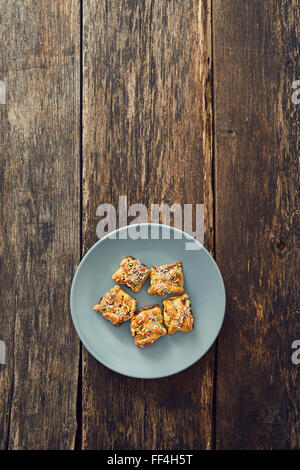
[70,223,226,379]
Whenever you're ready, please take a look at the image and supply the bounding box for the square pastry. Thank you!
[148,262,184,296]
[93,285,137,326]
[130,304,167,347]
[112,256,150,293]
[163,293,194,335]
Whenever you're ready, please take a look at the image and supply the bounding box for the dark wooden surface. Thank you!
[0,0,80,449]
[213,0,300,449]
[82,0,214,450]
[0,0,298,450]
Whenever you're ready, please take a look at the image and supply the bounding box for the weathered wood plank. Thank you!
[82,0,214,449]
[0,0,80,449]
[213,0,300,449]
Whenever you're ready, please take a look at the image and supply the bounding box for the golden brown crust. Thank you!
[93,285,137,326]
[148,262,184,296]
[112,256,150,293]
[163,293,194,335]
[135,304,161,314]
[130,304,166,347]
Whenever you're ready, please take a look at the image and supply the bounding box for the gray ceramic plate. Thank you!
[70,223,226,379]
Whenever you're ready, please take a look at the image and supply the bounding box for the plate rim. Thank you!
[70,223,226,379]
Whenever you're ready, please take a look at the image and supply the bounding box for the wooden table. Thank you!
[0,1,299,450]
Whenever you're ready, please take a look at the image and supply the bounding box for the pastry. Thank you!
[93,285,137,326]
[148,262,184,296]
[112,256,150,293]
[130,304,167,347]
[163,293,194,335]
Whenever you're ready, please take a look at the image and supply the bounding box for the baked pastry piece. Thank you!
[93,285,137,326]
[130,304,167,347]
[148,262,184,296]
[112,256,150,293]
[163,293,194,335]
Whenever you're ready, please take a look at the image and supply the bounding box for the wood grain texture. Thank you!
[82,0,214,449]
[0,0,80,449]
[213,0,300,449]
